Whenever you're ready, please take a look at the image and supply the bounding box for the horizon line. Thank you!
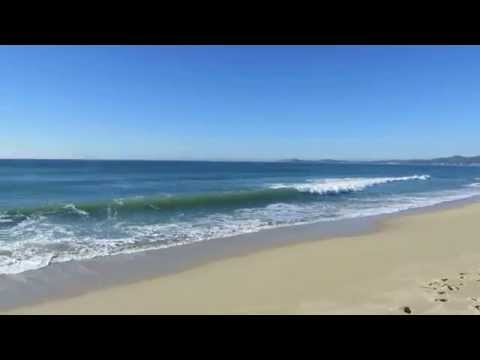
[0,155,478,163]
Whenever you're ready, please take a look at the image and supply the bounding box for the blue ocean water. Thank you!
[1,159,480,274]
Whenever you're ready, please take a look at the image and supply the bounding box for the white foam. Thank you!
[0,215,13,223]
[468,183,480,188]
[3,175,480,276]
[64,204,89,216]
[337,189,480,219]
[269,175,430,194]
[0,253,55,275]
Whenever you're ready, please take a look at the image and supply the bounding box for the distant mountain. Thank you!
[279,155,480,166]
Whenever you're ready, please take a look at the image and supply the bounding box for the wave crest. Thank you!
[269,175,430,194]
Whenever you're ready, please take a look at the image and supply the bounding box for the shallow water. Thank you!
[1,159,480,274]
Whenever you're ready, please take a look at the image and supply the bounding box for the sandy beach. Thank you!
[5,201,480,315]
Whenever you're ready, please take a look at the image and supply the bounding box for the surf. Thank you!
[1,175,431,220]
[269,175,430,194]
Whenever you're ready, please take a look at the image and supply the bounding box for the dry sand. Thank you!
[5,202,480,314]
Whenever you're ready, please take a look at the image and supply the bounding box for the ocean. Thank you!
[1,159,480,275]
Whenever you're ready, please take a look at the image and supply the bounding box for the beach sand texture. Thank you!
[6,202,480,315]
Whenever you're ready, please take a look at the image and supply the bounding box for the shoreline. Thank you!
[3,195,480,314]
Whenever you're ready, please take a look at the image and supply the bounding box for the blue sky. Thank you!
[1,45,480,160]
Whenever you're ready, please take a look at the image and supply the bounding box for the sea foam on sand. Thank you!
[6,200,480,315]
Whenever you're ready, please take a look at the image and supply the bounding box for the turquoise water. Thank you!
[1,160,480,274]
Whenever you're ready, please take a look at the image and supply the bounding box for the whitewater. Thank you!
[1,160,480,275]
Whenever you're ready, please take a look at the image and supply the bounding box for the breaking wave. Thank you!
[5,173,480,276]
[269,175,430,194]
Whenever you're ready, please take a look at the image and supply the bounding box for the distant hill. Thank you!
[279,155,480,166]
[384,155,480,165]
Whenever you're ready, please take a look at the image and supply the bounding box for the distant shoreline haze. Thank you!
[278,155,480,165]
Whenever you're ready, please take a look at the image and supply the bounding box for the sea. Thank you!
[1,159,480,275]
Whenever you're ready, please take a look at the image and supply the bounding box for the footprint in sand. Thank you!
[420,272,480,310]
[422,271,480,313]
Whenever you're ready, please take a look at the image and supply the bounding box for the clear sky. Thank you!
[1,45,480,160]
